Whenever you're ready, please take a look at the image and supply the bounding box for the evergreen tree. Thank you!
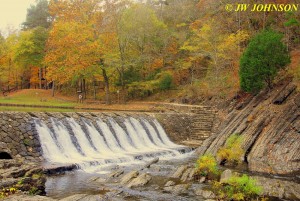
[240,30,290,93]
[22,0,51,30]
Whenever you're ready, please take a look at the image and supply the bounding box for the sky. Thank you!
[0,0,36,36]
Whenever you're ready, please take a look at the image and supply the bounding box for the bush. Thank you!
[127,80,158,99]
[158,73,173,91]
[195,154,219,177]
[240,30,290,93]
[0,187,17,198]
[127,72,173,99]
[213,174,262,201]
[217,134,244,166]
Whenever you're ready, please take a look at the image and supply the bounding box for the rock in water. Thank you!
[181,168,193,182]
[141,158,159,170]
[108,170,124,179]
[199,177,206,183]
[220,169,232,183]
[120,171,139,185]
[194,189,216,199]
[60,194,103,201]
[3,194,57,201]
[127,173,152,188]
[171,165,188,178]
[164,181,176,187]
[163,184,190,195]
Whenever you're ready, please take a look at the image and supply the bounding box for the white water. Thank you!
[35,115,191,173]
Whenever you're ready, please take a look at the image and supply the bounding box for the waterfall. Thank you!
[35,115,192,173]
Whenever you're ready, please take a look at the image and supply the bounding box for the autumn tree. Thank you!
[118,4,168,78]
[45,0,104,99]
[0,33,28,90]
[181,18,249,95]
[14,27,48,89]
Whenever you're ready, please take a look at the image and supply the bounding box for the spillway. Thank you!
[34,114,192,173]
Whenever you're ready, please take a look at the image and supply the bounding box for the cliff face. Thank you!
[197,80,300,175]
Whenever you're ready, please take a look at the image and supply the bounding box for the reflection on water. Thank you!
[46,171,101,199]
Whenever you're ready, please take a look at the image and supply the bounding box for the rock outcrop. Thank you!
[197,80,300,175]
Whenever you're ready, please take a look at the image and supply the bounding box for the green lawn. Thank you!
[0,89,77,108]
[0,106,77,112]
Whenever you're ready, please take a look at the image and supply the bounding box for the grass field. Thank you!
[0,89,155,112]
[0,89,76,107]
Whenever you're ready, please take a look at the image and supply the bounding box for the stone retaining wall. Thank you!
[0,112,41,160]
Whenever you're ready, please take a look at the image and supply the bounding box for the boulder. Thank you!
[120,171,139,185]
[220,169,232,183]
[127,173,152,188]
[43,164,77,175]
[254,176,300,200]
[0,177,18,189]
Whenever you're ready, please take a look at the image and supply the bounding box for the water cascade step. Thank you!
[34,114,192,173]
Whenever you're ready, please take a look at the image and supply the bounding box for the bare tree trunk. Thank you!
[44,67,47,89]
[80,79,83,93]
[83,78,86,99]
[93,79,97,100]
[39,67,42,89]
[52,81,55,97]
[102,68,111,105]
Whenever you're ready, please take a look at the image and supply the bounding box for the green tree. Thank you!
[22,0,51,30]
[240,30,290,93]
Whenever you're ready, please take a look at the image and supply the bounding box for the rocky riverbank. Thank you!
[1,154,300,201]
[0,159,46,198]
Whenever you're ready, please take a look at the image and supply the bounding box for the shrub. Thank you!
[158,73,173,91]
[0,187,17,198]
[195,154,219,177]
[127,80,158,99]
[23,139,31,146]
[240,30,290,93]
[29,186,41,195]
[217,134,244,166]
[213,174,262,201]
[127,72,173,98]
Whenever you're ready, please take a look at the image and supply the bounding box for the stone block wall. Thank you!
[0,112,42,160]
[154,110,215,144]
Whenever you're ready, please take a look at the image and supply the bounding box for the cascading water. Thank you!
[35,114,192,173]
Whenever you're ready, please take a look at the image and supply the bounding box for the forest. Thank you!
[0,0,299,104]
